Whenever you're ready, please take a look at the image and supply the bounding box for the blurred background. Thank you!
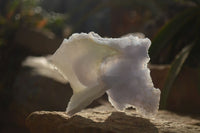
[0,0,200,132]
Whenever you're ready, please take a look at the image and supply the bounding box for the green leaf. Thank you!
[149,7,200,63]
[160,44,194,109]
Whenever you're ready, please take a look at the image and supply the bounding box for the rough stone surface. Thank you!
[26,105,200,133]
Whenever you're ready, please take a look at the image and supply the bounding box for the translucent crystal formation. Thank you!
[50,32,161,116]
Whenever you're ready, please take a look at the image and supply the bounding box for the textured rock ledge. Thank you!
[26,105,200,133]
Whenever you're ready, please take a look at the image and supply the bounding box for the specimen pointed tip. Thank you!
[66,109,75,117]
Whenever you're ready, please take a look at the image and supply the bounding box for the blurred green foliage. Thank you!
[44,12,68,36]
[0,0,185,46]
[150,7,200,65]
[0,0,38,46]
[39,0,183,37]
[150,0,200,109]
[160,44,194,109]
[0,0,67,47]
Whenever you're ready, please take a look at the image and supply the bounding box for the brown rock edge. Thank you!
[26,105,200,133]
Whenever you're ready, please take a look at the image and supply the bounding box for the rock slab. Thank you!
[26,105,200,133]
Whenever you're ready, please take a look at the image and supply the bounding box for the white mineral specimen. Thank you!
[50,32,161,116]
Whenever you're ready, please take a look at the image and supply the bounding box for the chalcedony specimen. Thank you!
[50,32,161,116]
